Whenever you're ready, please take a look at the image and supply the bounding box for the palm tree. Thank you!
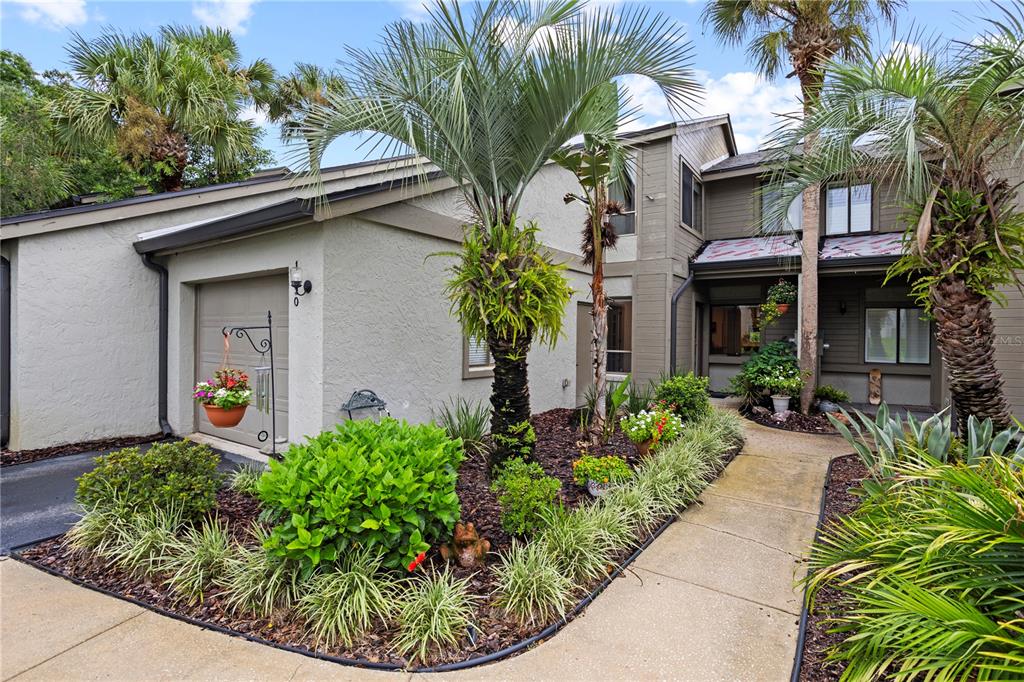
[702,0,903,414]
[764,5,1024,430]
[554,82,630,443]
[266,63,346,138]
[294,0,700,461]
[52,26,276,193]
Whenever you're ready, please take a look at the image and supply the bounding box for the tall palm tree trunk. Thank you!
[589,187,609,444]
[931,268,1012,432]
[488,328,534,461]
[153,131,189,193]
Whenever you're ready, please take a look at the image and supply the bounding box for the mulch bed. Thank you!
[744,407,837,434]
[797,454,869,682]
[1,433,166,468]
[456,408,641,553]
[18,407,740,670]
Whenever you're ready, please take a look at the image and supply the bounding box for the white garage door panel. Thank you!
[196,276,288,448]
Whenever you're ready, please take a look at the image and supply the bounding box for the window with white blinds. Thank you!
[466,335,492,367]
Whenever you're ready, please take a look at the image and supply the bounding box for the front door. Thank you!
[195,275,289,448]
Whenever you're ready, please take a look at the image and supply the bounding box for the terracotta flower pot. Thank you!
[637,439,654,457]
[776,303,790,315]
[203,404,247,428]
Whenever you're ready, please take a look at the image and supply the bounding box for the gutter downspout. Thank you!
[669,272,695,376]
[1,257,10,448]
[140,254,173,438]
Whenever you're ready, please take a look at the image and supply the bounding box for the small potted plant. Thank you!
[765,371,803,415]
[572,454,632,497]
[620,408,684,456]
[193,368,252,428]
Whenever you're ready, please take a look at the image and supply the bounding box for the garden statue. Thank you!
[439,522,491,568]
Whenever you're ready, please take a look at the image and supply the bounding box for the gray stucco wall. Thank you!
[319,214,591,431]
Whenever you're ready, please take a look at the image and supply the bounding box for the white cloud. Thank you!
[398,0,429,21]
[241,103,269,127]
[192,0,256,35]
[8,0,87,30]
[619,70,801,153]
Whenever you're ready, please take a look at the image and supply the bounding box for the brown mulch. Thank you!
[1,433,166,468]
[798,454,869,682]
[745,408,837,434]
[18,407,740,670]
[456,408,641,553]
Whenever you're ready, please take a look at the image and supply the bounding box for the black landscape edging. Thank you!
[789,454,842,682]
[10,502,684,673]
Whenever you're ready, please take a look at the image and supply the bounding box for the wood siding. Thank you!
[636,139,670,261]
[992,284,1024,421]
[705,175,757,240]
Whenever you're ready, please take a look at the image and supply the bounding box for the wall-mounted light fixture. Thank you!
[290,260,312,307]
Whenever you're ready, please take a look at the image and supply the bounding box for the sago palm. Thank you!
[765,4,1024,430]
[52,26,275,192]
[293,0,700,459]
[702,0,903,413]
[554,81,630,443]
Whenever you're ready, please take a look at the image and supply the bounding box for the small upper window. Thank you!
[680,158,703,232]
[608,160,636,236]
[760,182,803,232]
[826,183,872,235]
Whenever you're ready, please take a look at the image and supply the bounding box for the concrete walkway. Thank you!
[0,414,851,681]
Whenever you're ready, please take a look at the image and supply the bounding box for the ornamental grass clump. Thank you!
[65,496,133,556]
[537,505,617,587]
[804,453,1024,680]
[106,505,184,577]
[297,548,398,648]
[258,418,462,571]
[432,396,491,457]
[161,517,232,602]
[216,523,302,618]
[228,464,265,496]
[493,540,574,627]
[394,569,478,664]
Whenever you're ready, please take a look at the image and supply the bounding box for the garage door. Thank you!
[196,275,288,449]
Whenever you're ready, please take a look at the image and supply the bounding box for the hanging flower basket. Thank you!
[776,302,791,315]
[193,368,252,429]
[203,403,247,428]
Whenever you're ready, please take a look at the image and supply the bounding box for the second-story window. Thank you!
[826,182,872,235]
[760,181,803,232]
[608,160,636,236]
[680,158,703,232]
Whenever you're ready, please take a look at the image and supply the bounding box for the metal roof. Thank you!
[691,232,906,272]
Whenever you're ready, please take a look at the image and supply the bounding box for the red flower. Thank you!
[407,551,427,572]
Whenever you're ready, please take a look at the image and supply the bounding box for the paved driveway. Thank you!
[1,446,250,554]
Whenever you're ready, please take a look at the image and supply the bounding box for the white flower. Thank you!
[216,388,227,397]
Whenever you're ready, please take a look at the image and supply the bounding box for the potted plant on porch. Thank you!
[193,368,252,428]
[765,370,803,415]
[571,454,633,497]
[759,279,798,328]
[620,408,683,456]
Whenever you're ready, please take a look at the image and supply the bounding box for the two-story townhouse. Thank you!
[3,115,1021,454]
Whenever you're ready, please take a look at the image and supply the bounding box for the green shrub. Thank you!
[228,464,265,496]
[432,396,490,457]
[653,372,711,422]
[258,418,463,571]
[491,457,561,536]
[729,341,799,408]
[491,419,536,460]
[814,384,850,404]
[493,541,574,626]
[805,453,1024,680]
[76,440,221,520]
[394,569,478,663]
[297,549,398,647]
[161,517,233,602]
[537,505,616,586]
[216,523,302,617]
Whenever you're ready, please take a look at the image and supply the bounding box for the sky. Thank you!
[0,0,996,168]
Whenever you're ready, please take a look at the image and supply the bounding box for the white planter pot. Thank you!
[771,395,791,414]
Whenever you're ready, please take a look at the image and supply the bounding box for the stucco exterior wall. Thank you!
[319,214,590,431]
[4,220,159,450]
